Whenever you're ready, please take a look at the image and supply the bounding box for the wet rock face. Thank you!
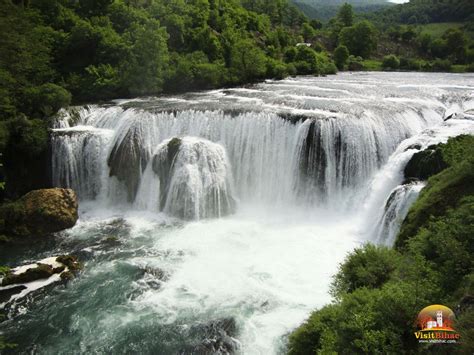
[404,145,448,180]
[179,317,239,354]
[152,137,236,220]
[0,188,78,237]
[152,137,182,210]
[108,125,150,202]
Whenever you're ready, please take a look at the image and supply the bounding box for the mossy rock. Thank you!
[0,188,78,238]
[1,263,59,286]
[56,255,82,272]
[404,146,448,180]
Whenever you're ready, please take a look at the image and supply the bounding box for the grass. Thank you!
[362,59,383,71]
[417,22,465,38]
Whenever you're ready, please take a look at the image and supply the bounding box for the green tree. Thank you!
[334,45,349,70]
[382,55,400,70]
[230,39,267,82]
[121,19,169,96]
[301,22,315,42]
[337,3,354,27]
[443,28,467,63]
[339,20,378,58]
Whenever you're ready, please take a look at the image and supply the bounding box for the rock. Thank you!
[0,285,27,304]
[56,255,82,273]
[179,317,239,354]
[1,255,81,287]
[0,188,78,237]
[401,177,420,185]
[1,263,59,286]
[404,145,448,181]
[108,122,150,202]
[152,137,236,219]
[405,143,421,151]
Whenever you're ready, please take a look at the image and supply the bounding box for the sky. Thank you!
[389,0,410,3]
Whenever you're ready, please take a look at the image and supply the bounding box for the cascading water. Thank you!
[3,72,474,354]
[138,136,236,219]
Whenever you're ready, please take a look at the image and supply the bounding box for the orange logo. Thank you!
[414,304,460,344]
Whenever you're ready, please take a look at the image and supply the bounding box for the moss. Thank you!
[0,266,10,275]
[403,146,448,180]
[56,254,82,272]
[60,271,74,282]
[0,188,78,238]
[1,263,55,286]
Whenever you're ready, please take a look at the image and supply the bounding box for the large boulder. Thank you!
[0,188,78,237]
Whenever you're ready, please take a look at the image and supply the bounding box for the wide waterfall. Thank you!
[51,75,448,213]
[4,73,474,354]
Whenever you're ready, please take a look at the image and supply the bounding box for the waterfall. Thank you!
[372,182,425,246]
[135,137,236,219]
[51,107,440,217]
[364,118,474,244]
[51,74,473,221]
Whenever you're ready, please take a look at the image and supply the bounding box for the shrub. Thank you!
[331,244,401,298]
[334,45,349,70]
[382,55,400,70]
[347,55,364,71]
[21,83,71,118]
[432,58,452,71]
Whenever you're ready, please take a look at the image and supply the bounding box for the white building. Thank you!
[437,310,443,327]
[426,321,438,329]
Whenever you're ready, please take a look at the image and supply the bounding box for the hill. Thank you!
[369,0,474,26]
[292,0,394,21]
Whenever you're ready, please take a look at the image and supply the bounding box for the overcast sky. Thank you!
[389,0,410,3]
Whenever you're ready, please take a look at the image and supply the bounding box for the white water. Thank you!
[5,72,474,354]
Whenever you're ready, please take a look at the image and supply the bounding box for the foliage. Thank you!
[339,20,378,58]
[370,0,474,25]
[382,54,400,69]
[289,135,474,354]
[0,265,10,275]
[331,244,401,298]
[333,45,349,70]
[337,3,354,27]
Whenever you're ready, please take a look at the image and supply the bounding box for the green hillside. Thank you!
[292,0,394,21]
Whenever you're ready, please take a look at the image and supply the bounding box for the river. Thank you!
[2,72,474,354]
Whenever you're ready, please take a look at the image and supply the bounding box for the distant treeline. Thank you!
[369,0,474,25]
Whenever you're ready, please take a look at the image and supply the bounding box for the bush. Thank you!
[266,59,289,80]
[331,244,401,298]
[432,58,452,71]
[347,55,364,71]
[382,55,400,70]
[334,45,349,70]
[21,83,71,118]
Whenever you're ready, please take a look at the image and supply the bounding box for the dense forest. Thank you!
[369,0,474,25]
[292,0,393,22]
